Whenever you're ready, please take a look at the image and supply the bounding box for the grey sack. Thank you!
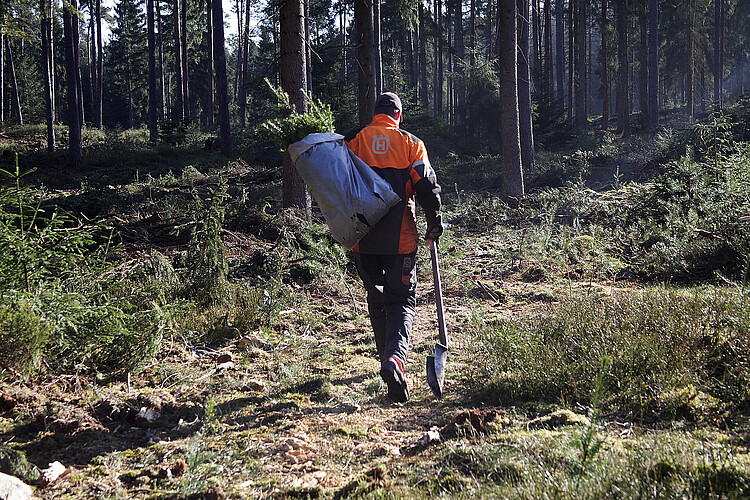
[288,132,401,250]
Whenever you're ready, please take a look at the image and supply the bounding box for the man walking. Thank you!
[345,92,443,403]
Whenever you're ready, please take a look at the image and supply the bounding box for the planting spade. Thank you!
[426,240,448,398]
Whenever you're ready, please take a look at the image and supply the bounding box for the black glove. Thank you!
[425,212,443,245]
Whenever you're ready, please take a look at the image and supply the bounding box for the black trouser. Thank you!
[353,252,417,365]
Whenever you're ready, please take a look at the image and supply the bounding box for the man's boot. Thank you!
[380,356,408,403]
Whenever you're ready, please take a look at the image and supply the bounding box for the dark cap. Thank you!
[374,92,403,115]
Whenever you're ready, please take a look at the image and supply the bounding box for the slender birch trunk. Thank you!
[5,38,22,125]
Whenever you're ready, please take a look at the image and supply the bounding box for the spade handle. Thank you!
[430,240,448,347]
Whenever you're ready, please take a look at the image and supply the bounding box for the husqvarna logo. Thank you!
[372,134,389,154]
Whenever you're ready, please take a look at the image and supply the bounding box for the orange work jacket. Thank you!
[345,114,441,255]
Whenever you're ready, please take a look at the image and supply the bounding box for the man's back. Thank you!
[345,114,439,255]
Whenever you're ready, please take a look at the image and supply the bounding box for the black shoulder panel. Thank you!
[344,126,365,143]
[397,128,423,145]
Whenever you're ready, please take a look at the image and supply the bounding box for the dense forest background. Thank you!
[2,0,749,165]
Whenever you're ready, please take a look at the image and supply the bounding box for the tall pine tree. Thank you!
[106,0,147,128]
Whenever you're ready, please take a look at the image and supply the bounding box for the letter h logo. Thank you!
[372,134,389,154]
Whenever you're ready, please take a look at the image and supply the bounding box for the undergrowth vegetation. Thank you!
[475,287,750,422]
[0,144,348,380]
[448,100,750,283]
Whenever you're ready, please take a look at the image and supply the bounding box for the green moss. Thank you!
[0,446,41,483]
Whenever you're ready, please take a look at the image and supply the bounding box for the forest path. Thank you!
[2,230,555,498]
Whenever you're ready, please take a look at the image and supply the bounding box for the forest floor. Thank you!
[3,239,643,500]
[1,123,749,499]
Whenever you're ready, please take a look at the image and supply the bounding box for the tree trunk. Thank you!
[41,0,55,150]
[700,65,705,112]
[87,1,95,122]
[587,11,592,114]
[647,0,657,127]
[615,0,629,135]
[148,0,158,141]
[52,18,57,121]
[555,0,564,104]
[212,0,232,155]
[517,0,535,173]
[127,74,135,129]
[339,1,346,83]
[574,0,586,131]
[601,0,609,129]
[234,0,243,105]
[64,0,83,168]
[1,34,4,123]
[567,0,573,117]
[713,0,722,108]
[432,0,443,118]
[206,0,215,127]
[419,1,429,109]
[95,0,103,127]
[5,38,22,125]
[173,0,184,121]
[454,0,465,126]
[74,12,84,126]
[373,0,383,96]
[355,0,375,125]
[532,0,540,79]
[687,0,694,118]
[157,0,166,120]
[543,0,552,97]
[238,0,251,127]
[305,0,312,94]
[469,0,475,65]
[486,0,494,59]
[638,0,648,124]
[447,0,453,124]
[181,0,190,121]
[497,0,524,197]
[280,0,311,216]
[408,25,417,93]
[273,14,279,86]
